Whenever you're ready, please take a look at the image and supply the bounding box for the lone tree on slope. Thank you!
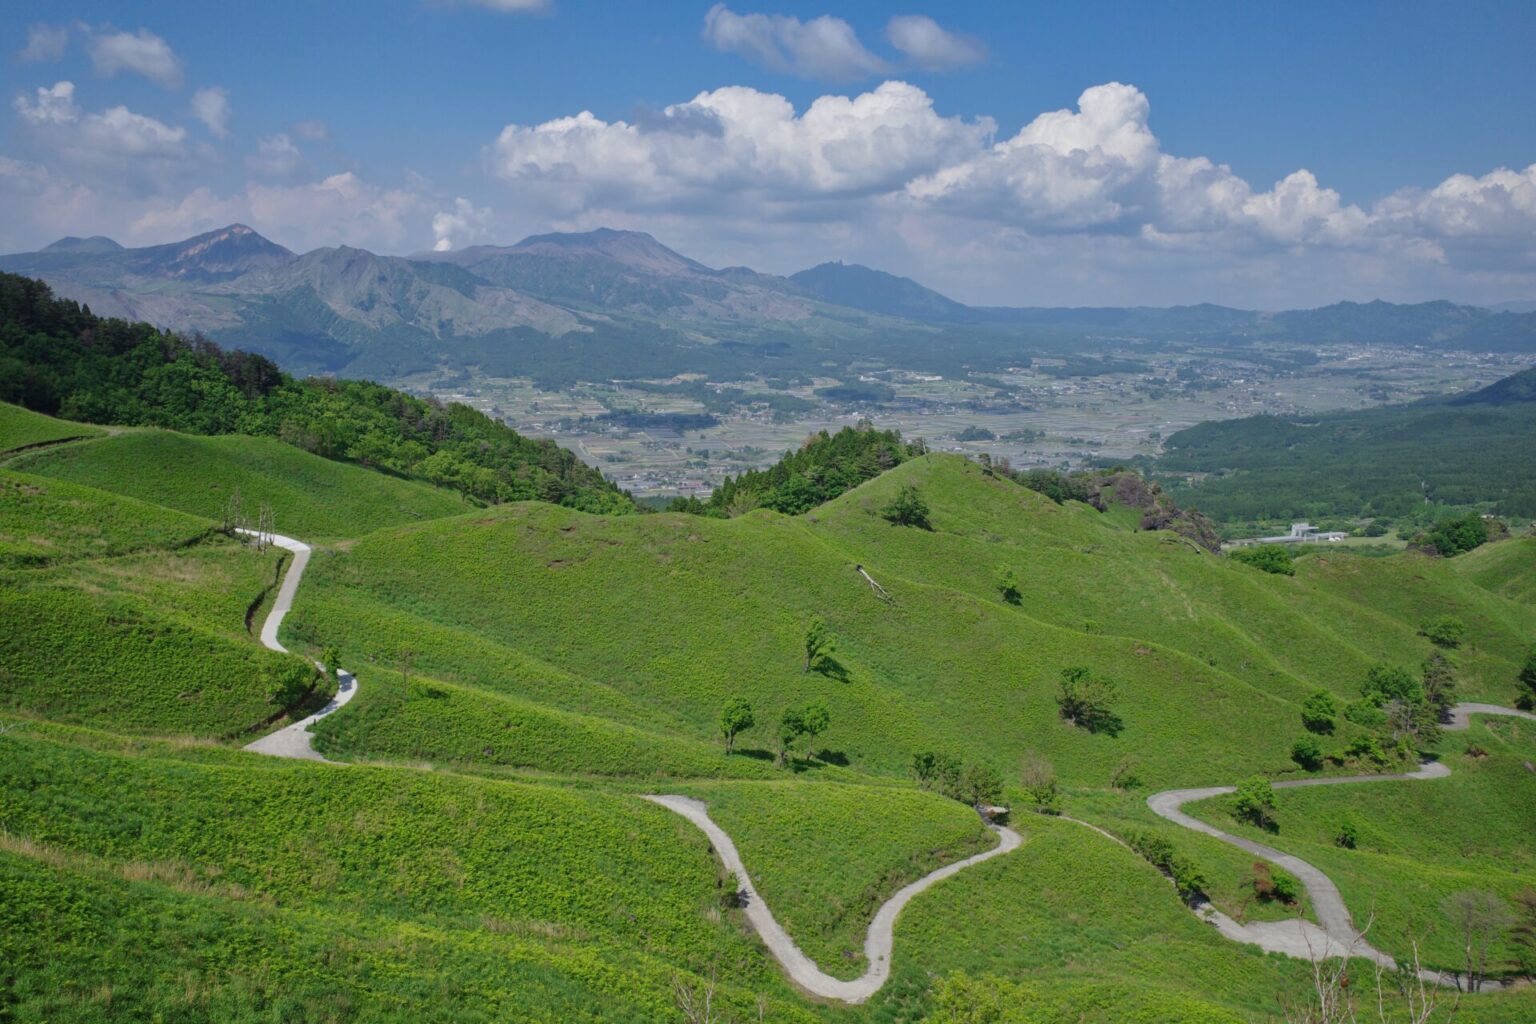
[880,484,931,529]
[777,707,807,767]
[1442,889,1515,992]
[800,701,830,758]
[1233,776,1277,831]
[803,617,836,674]
[1055,666,1122,735]
[995,565,1022,605]
[719,697,755,754]
[1300,689,1338,734]
[1520,646,1536,709]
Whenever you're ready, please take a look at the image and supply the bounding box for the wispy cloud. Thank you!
[886,15,985,70]
[703,5,888,80]
[87,27,185,89]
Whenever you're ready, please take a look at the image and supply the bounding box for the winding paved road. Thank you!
[235,530,356,762]
[1148,703,1536,979]
[644,794,1021,1004]
[223,525,1532,991]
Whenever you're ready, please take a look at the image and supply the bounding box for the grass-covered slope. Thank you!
[311,670,779,780]
[0,400,102,453]
[0,542,318,737]
[1182,714,1536,975]
[674,780,994,979]
[4,428,1534,1022]
[0,468,212,567]
[1454,535,1536,605]
[0,724,820,1024]
[10,430,469,538]
[291,455,1535,791]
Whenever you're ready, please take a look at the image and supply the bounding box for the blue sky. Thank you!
[4,0,1535,307]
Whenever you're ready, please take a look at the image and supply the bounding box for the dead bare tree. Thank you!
[1278,915,1458,1024]
[256,502,276,552]
[221,485,246,534]
[1374,938,1456,1024]
[672,967,725,1024]
[1441,890,1513,992]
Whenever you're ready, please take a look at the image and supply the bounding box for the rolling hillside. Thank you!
[2,408,1534,1021]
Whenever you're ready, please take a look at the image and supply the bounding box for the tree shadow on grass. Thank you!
[733,747,776,763]
[1078,709,1124,738]
[813,749,849,766]
[813,656,851,683]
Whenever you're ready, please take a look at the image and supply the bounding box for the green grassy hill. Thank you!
[0,401,103,453]
[10,429,471,539]
[1454,535,1536,604]
[288,456,1534,790]
[3,427,1534,1023]
[1184,714,1536,974]
[0,468,212,567]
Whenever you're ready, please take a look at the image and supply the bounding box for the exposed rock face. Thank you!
[1087,470,1222,552]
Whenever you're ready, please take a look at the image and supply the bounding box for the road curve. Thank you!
[1148,703,1536,977]
[235,529,357,762]
[644,794,1022,1004]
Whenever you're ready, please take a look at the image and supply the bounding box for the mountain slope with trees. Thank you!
[1150,364,1536,527]
[0,272,631,513]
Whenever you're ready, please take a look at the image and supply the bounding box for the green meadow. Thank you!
[2,414,1533,1022]
[0,401,103,453]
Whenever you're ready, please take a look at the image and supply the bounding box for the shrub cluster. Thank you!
[1125,831,1208,902]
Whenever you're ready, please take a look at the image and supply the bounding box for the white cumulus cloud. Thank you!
[886,15,985,70]
[489,80,991,212]
[14,81,80,126]
[191,87,231,138]
[78,105,188,157]
[703,5,888,80]
[87,27,184,88]
[432,197,493,250]
[481,78,1536,305]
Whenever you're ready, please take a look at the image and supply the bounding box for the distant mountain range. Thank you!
[4,225,1534,385]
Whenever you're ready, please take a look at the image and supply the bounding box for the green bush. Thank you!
[1229,544,1295,576]
[1290,736,1323,771]
[1300,689,1338,734]
[880,483,932,528]
[1419,616,1467,649]
[1233,776,1276,830]
[1421,512,1489,557]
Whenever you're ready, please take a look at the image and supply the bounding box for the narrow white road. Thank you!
[235,529,357,762]
[644,793,1022,1005]
[1148,703,1536,980]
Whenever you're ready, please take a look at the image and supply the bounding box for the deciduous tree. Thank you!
[1233,776,1277,830]
[880,484,931,529]
[1056,666,1122,735]
[803,617,835,674]
[719,697,754,754]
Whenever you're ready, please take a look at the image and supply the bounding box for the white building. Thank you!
[1251,522,1349,545]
